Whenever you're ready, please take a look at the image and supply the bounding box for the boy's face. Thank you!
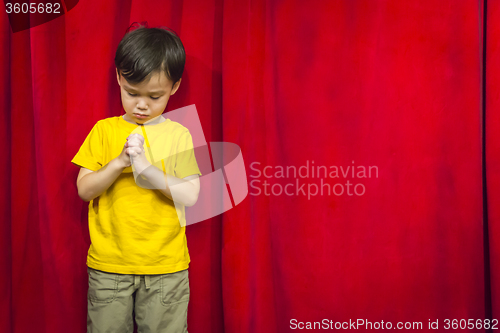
[116,69,181,125]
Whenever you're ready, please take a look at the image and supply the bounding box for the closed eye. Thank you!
[127,92,161,99]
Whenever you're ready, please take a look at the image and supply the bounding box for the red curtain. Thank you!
[487,0,500,325]
[1,0,496,332]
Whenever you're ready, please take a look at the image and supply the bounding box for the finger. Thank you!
[131,134,145,143]
[128,136,142,143]
[127,148,137,157]
[128,141,143,148]
[131,133,144,140]
[127,147,140,155]
[129,137,142,143]
[127,134,139,142]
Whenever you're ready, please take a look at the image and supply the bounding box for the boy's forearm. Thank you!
[78,159,125,202]
[135,161,198,207]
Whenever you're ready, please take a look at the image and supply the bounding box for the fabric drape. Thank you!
[1,0,496,332]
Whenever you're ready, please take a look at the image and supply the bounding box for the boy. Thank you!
[71,25,201,333]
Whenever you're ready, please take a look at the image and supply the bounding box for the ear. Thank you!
[116,68,121,87]
[170,78,182,95]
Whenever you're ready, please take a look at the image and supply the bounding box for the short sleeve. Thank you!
[71,121,103,171]
[174,130,202,178]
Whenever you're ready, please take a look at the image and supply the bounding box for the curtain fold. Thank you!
[222,1,485,331]
[1,0,494,332]
[486,0,500,323]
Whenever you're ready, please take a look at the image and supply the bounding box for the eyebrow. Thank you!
[123,85,166,94]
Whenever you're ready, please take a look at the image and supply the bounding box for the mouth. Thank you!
[134,113,148,119]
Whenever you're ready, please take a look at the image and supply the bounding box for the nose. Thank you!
[136,98,148,110]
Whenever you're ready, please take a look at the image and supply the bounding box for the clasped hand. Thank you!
[125,133,150,173]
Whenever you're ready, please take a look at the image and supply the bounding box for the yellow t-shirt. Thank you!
[71,115,201,274]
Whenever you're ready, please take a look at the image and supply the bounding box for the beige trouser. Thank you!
[87,267,189,333]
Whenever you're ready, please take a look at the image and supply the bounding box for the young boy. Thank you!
[71,25,201,333]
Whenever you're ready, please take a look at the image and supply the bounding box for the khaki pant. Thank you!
[87,267,189,333]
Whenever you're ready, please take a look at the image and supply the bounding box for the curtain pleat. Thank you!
[1,1,494,332]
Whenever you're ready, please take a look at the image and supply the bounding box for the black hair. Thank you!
[114,22,185,86]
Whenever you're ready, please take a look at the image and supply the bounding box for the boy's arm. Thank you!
[76,159,126,202]
[134,159,200,207]
[126,133,201,206]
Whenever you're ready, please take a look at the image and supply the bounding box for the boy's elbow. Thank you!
[77,186,92,202]
[184,198,196,207]
[185,191,200,207]
[78,190,91,202]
